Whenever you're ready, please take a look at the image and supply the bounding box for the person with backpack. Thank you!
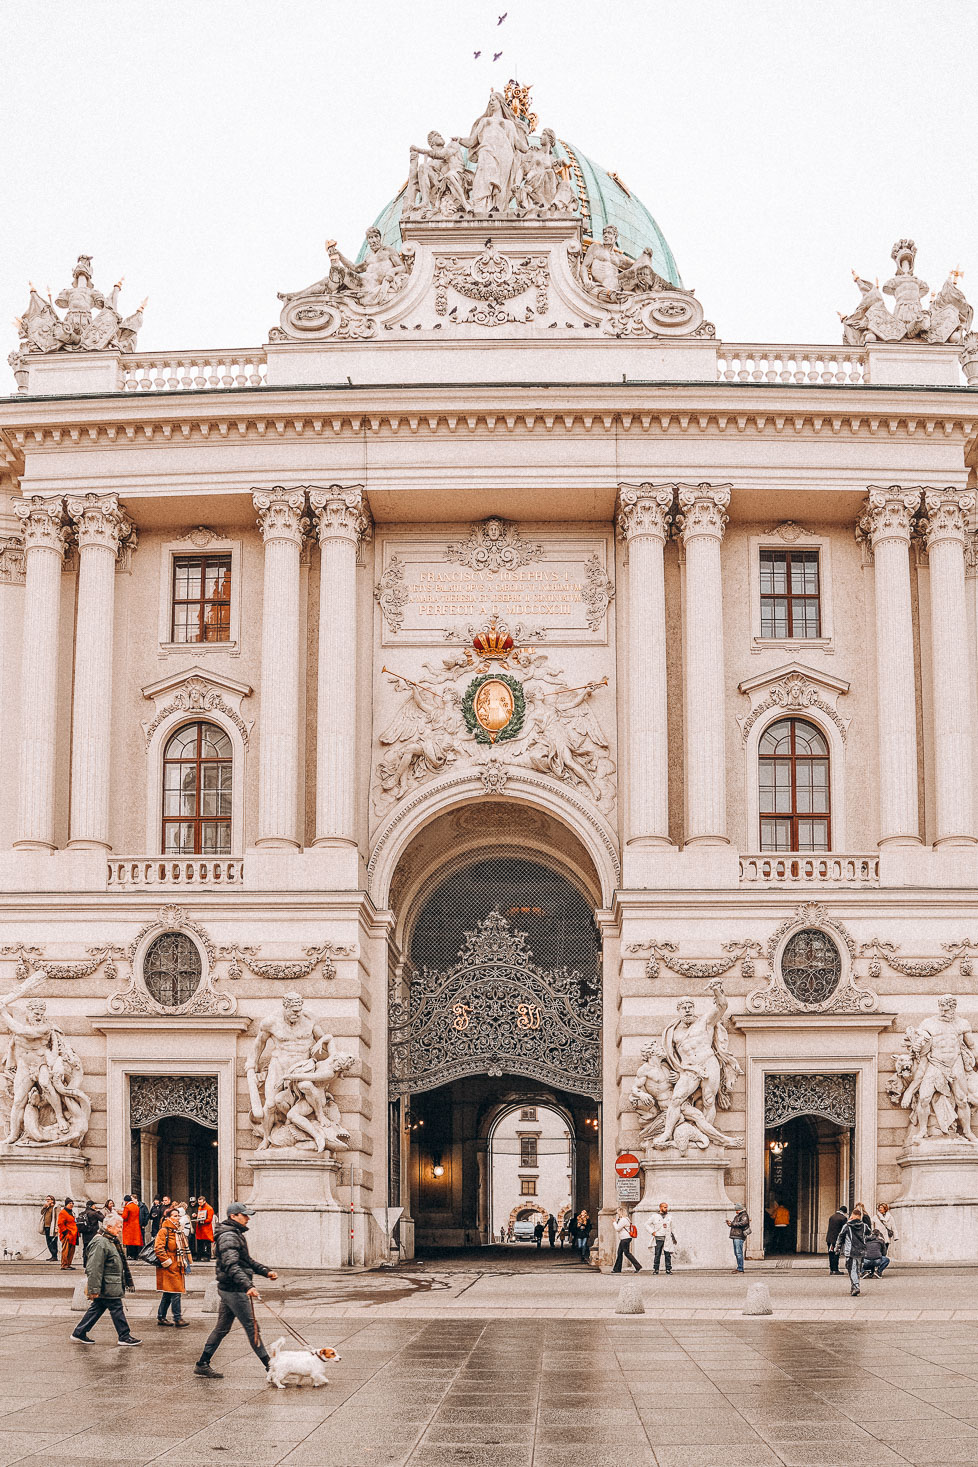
[836,1208,872,1296]
[193,1203,278,1379]
[611,1207,642,1272]
[77,1201,103,1265]
[725,1206,751,1273]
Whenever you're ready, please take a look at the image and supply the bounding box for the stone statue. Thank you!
[375,665,462,809]
[13,257,145,356]
[927,271,974,344]
[841,273,906,345]
[889,995,978,1147]
[841,240,974,347]
[405,132,471,218]
[454,91,530,216]
[883,238,929,339]
[516,129,577,215]
[649,981,743,1151]
[582,225,674,302]
[278,228,414,312]
[629,1038,738,1155]
[518,655,613,804]
[247,993,354,1155]
[0,973,90,1148]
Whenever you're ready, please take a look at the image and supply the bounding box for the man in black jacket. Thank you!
[194,1204,278,1379]
[825,1205,848,1275]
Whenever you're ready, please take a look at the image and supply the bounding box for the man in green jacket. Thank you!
[70,1213,141,1346]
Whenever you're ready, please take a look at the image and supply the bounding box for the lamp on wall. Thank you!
[432,1152,445,1178]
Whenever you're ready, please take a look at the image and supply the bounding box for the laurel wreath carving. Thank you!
[461,673,526,746]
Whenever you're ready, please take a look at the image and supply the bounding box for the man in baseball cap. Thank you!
[194,1203,277,1378]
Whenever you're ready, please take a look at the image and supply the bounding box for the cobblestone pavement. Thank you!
[2,1307,978,1467]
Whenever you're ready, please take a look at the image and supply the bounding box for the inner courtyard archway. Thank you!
[386,803,605,1257]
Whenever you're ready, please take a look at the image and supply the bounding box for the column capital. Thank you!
[253,488,308,545]
[66,492,134,554]
[675,482,731,542]
[857,485,922,548]
[13,496,67,555]
[309,485,372,548]
[616,484,673,544]
[922,488,975,549]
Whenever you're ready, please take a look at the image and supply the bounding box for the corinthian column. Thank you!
[309,487,371,846]
[66,494,132,849]
[617,484,673,846]
[858,488,922,846]
[678,483,731,844]
[923,488,976,844]
[13,497,67,849]
[254,490,307,848]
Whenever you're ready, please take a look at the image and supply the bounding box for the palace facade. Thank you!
[3,89,978,1267]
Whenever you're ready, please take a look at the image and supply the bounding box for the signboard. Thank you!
[615,1177,641,1203]
[370,1206,404,1237]
[615,1152,640,1179]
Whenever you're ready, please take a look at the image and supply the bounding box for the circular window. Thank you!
[143,932,202,1009]
[780,929,842,1006]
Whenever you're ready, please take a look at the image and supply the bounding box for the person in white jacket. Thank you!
[874,1203,898,1255]
[645,1202,678,1274]
[612,1208,643,1273]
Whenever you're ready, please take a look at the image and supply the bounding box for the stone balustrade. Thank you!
[107,857,245,888]
[739,853,880,886]
[120,351,267,392]
[717,345,868,385]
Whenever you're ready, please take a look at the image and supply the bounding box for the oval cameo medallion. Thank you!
[474,678,515,741]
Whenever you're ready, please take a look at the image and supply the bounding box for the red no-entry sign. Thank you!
[615,1152,640,1179]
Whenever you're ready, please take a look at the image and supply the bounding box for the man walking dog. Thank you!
[194,1203,278,1378]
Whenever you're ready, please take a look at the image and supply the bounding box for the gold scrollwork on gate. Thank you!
[516,1002,542,1030]
[452,1002,472,1030]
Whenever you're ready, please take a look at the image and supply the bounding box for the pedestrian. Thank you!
[176,1202,194,1249]
[137,1193,149,1237]
[579,1212,594,1263]
[533,1218,544,1249]
[646,1202,678,1275]
[874,1202,897,1256]
[70,1213,141,1346]
[546,1211,557,1249]
[103,1198,122,1229]
[39,1195,58,1261]
[612,1207,642,1272]
[725,1205,751,1273]
[188,1197,199,1259]
[121,1195,143,1259]
[57,1198,78,1270]
[148,1195,165,1236]
[195,1196,215,1261]
[836,1208,871,1297]
[77,1200,103,1264]
[574,1209,590,1261]
[825,1203,848,1275]
[155,1202,191,1327]
[194,1202,278,1379]
[772,1199,791,1253]
[860,1231,891,1280]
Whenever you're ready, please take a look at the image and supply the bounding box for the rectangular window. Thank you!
[759,549,821,639]
[520,1107,537,1121]
[520,1137,538,1167]
[171,555,232,643]
[520,1179,537,1196]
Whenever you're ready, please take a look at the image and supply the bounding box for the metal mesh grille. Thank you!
[409,857,599,979]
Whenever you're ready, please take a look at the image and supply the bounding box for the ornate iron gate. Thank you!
[389,858,602,1099]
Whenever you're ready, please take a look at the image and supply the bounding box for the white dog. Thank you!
[265,1336,341,1389]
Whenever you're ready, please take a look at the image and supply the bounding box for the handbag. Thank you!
[628,1224,637,1238]
[138,1240,158,1266]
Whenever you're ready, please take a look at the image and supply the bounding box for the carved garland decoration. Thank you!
[143,676,251,747]
[110,905,233,1017]
[748,903,877,1015]
[740,672,848,744]
[860,937,978,979]
[433,250,549,326]
[581,554,615,631]
[626,938,762,982]
[218,943,346,982]
[374,554,409,633]
[0,943,124,982]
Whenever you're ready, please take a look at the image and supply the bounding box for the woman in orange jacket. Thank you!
[57,1198,78,1270]
[154,1204,191,1327]
[121,1195,143,1259]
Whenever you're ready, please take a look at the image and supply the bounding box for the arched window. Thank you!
[759,718,830,852]
[162,721,232,855]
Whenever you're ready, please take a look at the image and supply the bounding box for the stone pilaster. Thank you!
[923,488,977,844]
[66,494,131,849]
[677,483,731,844]
[254,489,307,848]
[309,487,371,846]
[858,488,922,846]
[617,484,673,846]
[13,497,67,850]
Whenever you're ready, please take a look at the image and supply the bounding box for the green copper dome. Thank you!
[359,137,682,287]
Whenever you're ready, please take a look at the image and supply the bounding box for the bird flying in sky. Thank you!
[493,50,503,60]
[473,50,481,58]
[498,12,507,22]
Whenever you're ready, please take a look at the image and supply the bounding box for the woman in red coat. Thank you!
[194,1197,215,1261]
[121,1195,143,1259]
[57,1198,78,1270]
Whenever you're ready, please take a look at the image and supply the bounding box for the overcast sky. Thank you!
[2,0,976,358]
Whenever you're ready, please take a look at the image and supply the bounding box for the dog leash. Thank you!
[255,1294,316,1351]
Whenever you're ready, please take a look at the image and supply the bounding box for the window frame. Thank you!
[759,548,822,640]
[158,535,242,655]
[161,719,233,857]
[520,1179,537,1196]
[170,552,233,645]
[748,531,834,651]
[520,1136,539,1168]
[758,716,831,853]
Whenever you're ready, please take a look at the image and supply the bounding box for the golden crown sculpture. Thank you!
[470,615,516,663]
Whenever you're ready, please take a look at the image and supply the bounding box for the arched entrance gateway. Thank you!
[383,801,606,1257]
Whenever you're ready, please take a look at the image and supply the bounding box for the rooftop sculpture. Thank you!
[841,239,974,346]
[12,255,145,358]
